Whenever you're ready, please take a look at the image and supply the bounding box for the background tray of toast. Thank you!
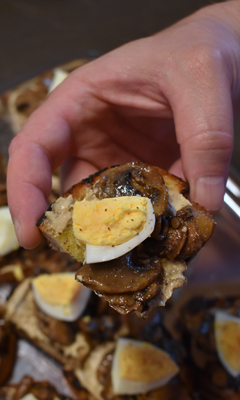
[1,59,240,399]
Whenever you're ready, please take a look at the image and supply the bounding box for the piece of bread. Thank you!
[5,278,91,369]
[38,162,215,317]
[65,321,191,400]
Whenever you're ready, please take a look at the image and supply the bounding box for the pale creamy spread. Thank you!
[168,189,191,214]
[84,191,98,201]
[45,195,73,233]
[62,332,91,358]
[160,258,186,305]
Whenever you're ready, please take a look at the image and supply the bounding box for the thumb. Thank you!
[170,57,234,212]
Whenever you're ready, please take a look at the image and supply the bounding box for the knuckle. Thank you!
[182,129,233,178]
[182,44,223,80]
[187,129,233,167]
[192,129,233,150]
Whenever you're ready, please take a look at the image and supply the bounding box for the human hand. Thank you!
[7,0,240,249]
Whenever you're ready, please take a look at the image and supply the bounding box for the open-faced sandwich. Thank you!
[5,271,125,369]
[38,162,215,317]
[178,295,240,399]
[5,275,91,368]
[64,307,195,400]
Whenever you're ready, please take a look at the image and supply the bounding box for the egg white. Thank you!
[32,273,91,322]
[20,395,39,400]
[111,338,179,395]
[48,68,68,93]
[85,198,155,264]
[0,205,20,257]
[215,310,240,377]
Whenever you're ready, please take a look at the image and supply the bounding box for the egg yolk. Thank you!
[215,319,240,374]
[33,273,80,306]
[119,342,179,383]
[72,197,149,246]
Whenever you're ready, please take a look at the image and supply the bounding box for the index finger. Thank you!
[7,99,71,249]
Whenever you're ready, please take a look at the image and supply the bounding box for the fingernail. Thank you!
[13,219,22,244]
[194,176,226,212]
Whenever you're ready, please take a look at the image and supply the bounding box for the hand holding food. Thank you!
[7,1,240,250]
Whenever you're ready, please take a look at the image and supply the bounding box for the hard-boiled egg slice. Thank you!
[215,311,240,377]
[48,68,68,93]
[0,205,20,256]
[20,395,39,400]
[72,196,155,264]
[32,272,91,322]
[111,338,179,395]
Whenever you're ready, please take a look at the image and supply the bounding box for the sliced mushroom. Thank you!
[78,251,162,294]
[178,220,204,260]
[95,163,168,218]
[190,203,216,243]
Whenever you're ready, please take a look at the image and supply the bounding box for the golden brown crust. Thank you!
[157,168,189,195]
